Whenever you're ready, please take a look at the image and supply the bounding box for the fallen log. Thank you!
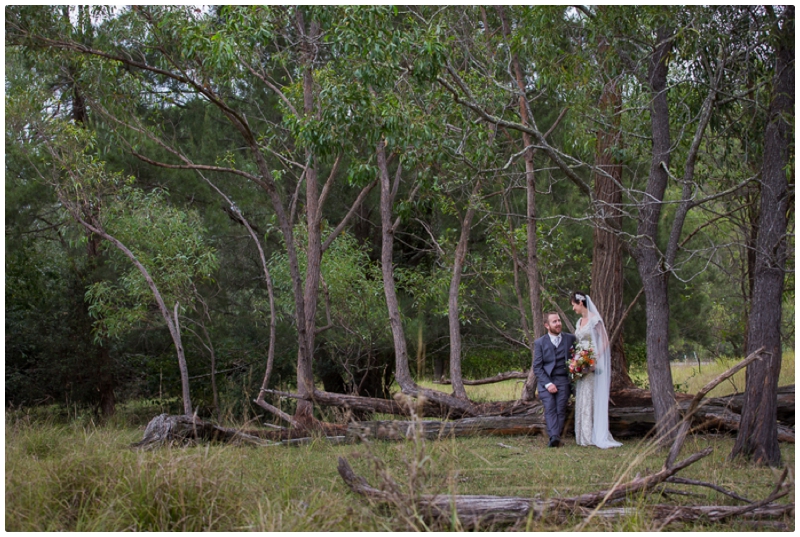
[262,387,479,419]
[336,454,793,528]
[690,405,795,443]
[707,384,794,426]
[347,413,548,442]
[345,398,795,443]
[131,413,275,449]
[277,436,350,447]
[262,380,794,434]
[131,413,347,449]
[337,350,795,529]
[434,370,529,386]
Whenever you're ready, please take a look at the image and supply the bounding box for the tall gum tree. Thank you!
[7,6,380,428]
[731,5,794,466]
[626,7,765,444]
[579,6,635,391]
[494,6,546,401]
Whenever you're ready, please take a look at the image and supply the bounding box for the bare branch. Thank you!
[316,152,343,221]
[321,178,378,253]
[437,70,594,199]
[608,287,644,347]
[242,58,300,118]
[664,348,765,468]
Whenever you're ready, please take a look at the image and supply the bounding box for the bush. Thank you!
[624,343,647,368]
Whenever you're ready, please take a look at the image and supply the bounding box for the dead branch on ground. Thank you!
[336,349,794,528]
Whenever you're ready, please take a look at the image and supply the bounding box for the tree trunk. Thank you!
[496,6,544,401]
[66,7,115,417]
[741,185,760,355]
[375,141,480,417]
[433,356,445,382]
[95,347,116,417]
[293,10,321,425]
[447,180,482,400]
[171,302,192,415]
[81,213,117,418]
[504,202,537,402]
[732,6,793,466]
[634,26,679,445]
[192,306,220,421]
[377,140,415,391]
[590,31,633,391]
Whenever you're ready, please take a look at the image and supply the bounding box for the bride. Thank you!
[571,291,622,449]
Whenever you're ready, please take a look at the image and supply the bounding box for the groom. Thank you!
[533,311,576,448]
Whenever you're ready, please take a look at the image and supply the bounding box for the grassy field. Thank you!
[6,352,794,531]
[417,351,796,401]
[6,413,794,531]
[668,350,795,397]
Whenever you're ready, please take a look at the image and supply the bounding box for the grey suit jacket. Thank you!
[533,332,576,387]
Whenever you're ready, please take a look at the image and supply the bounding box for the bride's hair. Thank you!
[570,291,588,307]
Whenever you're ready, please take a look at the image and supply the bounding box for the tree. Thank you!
[580,6,635,391]
[494,5,546,401]
[6,6,792,445]
[31,123,217,415]
[731,5,794,466]
[603,7,762,443]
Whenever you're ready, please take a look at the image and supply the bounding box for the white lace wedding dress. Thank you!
[574,302,622,449]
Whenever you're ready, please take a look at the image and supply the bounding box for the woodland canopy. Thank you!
[5,6,794,464]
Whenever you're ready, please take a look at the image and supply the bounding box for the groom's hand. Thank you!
[546,384,558,394]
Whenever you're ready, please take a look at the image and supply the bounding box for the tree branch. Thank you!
[608,287,644,347]
[316,152,343,221]
[437,69,594,199]
[321,178,378,253]
[663,347,765,469]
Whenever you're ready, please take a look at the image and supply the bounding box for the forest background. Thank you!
[5,6,794,454]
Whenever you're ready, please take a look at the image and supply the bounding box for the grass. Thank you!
[647,350,794,397]
[6,352,794,530]
[416,378,523,402]
[6,411,795,531]
[414,351,796,400]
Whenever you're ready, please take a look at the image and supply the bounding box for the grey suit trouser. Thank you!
[539,376,571,439]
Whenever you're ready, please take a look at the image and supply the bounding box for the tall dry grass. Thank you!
[5,352,794,531]
[5,416,385,531]
[6,407,794,531]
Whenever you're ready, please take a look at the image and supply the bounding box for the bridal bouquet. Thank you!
[568,341,595,380]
